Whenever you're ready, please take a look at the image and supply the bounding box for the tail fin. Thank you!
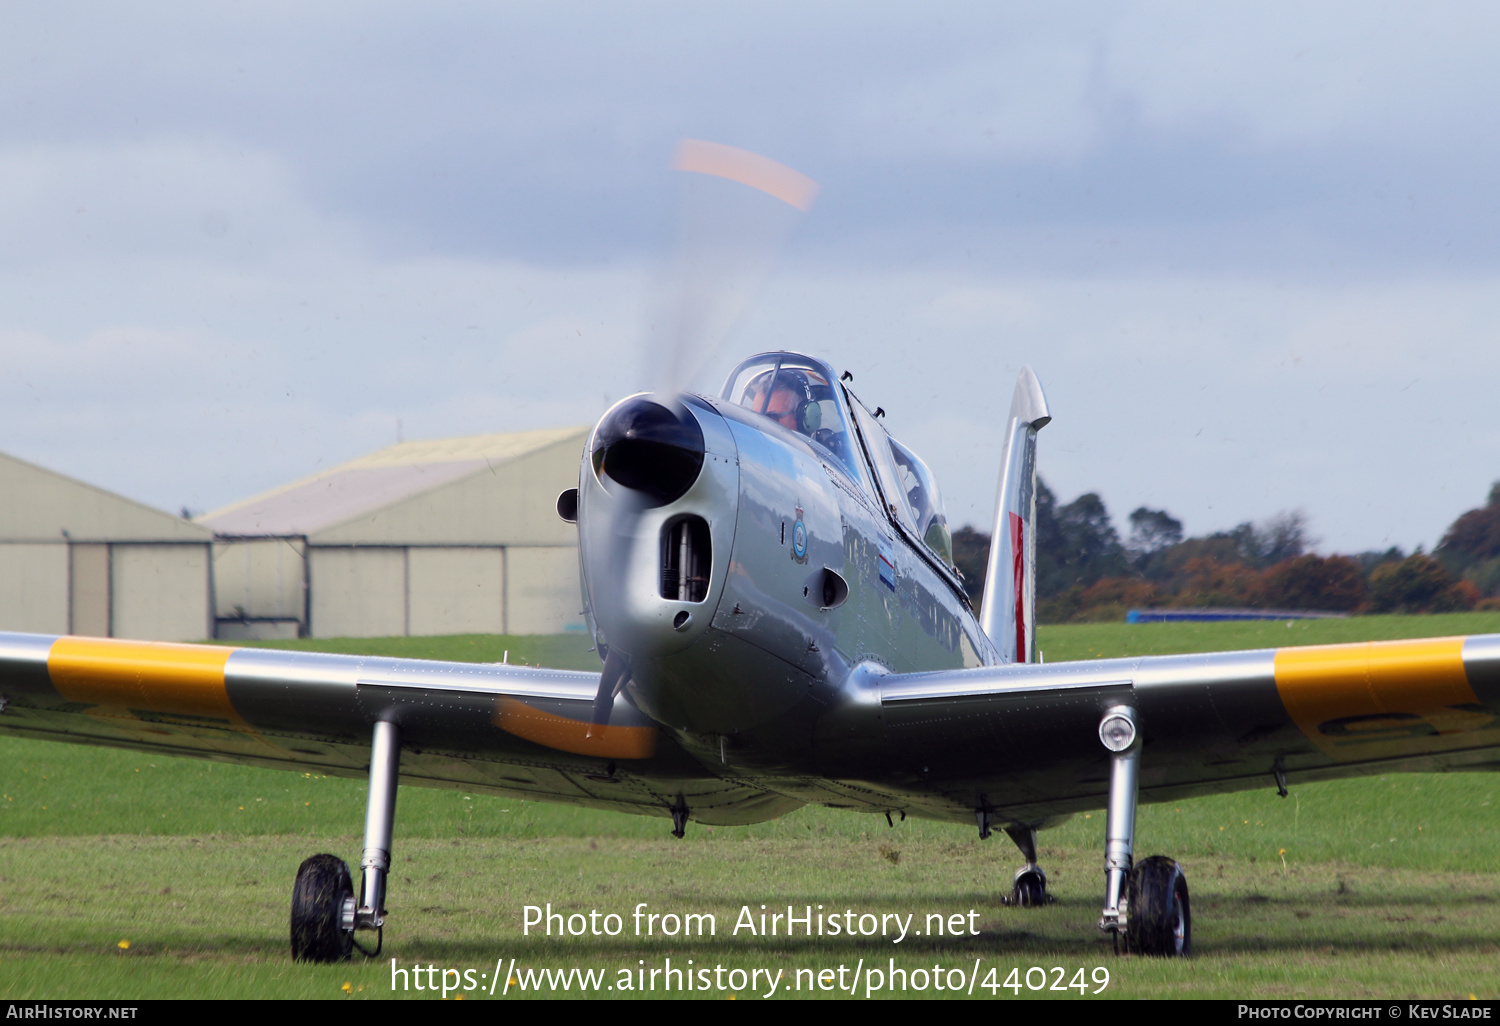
[980,367,1051,663]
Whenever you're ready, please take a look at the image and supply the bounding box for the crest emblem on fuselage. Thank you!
[791,505,808,563]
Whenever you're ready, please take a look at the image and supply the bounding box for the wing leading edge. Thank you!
[0,631,804,826]
[870,634,1500,822]
[7,629,1497,828]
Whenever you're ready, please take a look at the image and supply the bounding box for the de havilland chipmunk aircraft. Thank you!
[3,355,1500,962]
[3,145,1500,964]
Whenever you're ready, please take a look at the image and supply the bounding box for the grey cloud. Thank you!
[5,3,1498,272]
[1,2,1498,553]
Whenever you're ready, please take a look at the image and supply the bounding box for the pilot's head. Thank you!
[746,369,820,434]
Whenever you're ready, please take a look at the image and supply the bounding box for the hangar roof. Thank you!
[0,450,211,543]
[199,426,588,540]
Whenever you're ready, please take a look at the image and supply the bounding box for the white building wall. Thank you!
[69,543,110,636]
[406,547,505,636]
[309,548,406,638]
[110,544,212,641]
[212,538,306,620]
[0,452,213,544]
[0,543,69,634]
[506,546,584,635]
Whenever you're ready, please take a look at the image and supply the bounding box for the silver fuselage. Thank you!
[578,392,994,775]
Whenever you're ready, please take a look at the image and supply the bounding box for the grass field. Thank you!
[2,615,1498,999]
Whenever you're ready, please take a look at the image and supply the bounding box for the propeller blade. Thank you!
[672,140,819,213]
[587,649,632,737]
[640,140,819,397]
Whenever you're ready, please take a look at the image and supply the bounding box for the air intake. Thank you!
[660,516,711,602]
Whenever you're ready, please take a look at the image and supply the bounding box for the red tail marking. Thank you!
[1009,511,1026,662]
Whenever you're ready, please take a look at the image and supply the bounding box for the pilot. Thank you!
[744,369,822,437]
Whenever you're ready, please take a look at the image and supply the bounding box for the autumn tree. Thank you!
[1258,554,1367,611]
[1368,554,1476,613]
[1435,482,1500,597]
[1035,483,1130,597]
[1127,507,1183,563]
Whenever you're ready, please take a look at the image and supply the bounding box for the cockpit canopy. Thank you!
[886,436,953,568]
[721,352,954,571]
[721,353,865,483]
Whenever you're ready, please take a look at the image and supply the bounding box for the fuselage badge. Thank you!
[791,505,809,563]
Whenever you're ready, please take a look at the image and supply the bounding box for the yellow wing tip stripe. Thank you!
[1274,636,1480,759]
[48,637,241,722]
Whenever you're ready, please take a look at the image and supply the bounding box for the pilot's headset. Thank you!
[771,369,823,434]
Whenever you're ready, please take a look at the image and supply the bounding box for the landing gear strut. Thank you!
[289,718,402,962]
[1002,824,1050,906]
[1095,705,1190,956]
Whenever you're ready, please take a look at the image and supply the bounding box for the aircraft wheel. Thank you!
[1012,869,1048,907]
[1124,856,1190,956]
[290,854,354,963]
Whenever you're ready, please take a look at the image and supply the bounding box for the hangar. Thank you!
[0,451,214,641]
[200,427,590,640]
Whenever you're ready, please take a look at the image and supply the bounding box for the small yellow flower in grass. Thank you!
[1279,848,1288,875]
[454,994,465,1001]
[341,981,352,993]
[118,940,130,950]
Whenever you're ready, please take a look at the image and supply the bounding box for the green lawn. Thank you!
[1,618,1498,999]
[1037,610,1500,662]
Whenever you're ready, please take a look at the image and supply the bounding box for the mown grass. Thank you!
[1,619,1498,999]
[1,834,1497,1000]
[1037,611,1500,662]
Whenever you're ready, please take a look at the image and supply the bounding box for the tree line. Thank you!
[950,481,1500,623]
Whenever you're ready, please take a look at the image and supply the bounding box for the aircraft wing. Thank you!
[0,631,803,825]
[869,634,1500,823]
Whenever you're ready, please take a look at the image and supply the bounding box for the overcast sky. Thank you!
[2,2,1498,553]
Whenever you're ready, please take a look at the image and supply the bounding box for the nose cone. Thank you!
[579,395,736,662]
[592,397,705,507]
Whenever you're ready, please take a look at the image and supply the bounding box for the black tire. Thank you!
[290,854,354,963]
[1013,870,1047,908]
[1124,855,1190,956]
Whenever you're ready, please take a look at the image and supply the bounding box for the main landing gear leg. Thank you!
[290,718,401,962]
[1096,706,1139,945]
[1095,706,1190,957]
[1002,824,1050,907]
